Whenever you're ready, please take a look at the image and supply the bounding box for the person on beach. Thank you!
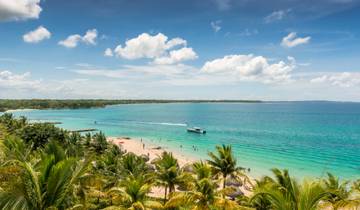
[143,143,145,149]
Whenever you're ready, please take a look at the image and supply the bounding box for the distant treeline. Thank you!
[0,99,261,112]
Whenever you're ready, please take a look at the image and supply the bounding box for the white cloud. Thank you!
[211,20,222,32]
[114,33,187,59]
[281,32,311,48]
[114,33,168,59]
[0,70,40,89]
[82,29,98,45]
[165,37,187,49]
[153,47,198,65]
[310,72,360,87]
[23,26,51,43]
[201,54,296,84]
[58,29,98,48]
[58,35,82,48]
[0,0,42,21]
[112,33,195,64]
[264,9,291,23]
[104,48,114,57]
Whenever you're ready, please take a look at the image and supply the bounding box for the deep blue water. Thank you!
[10,102,360,180]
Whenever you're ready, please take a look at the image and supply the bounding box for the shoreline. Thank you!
[4,108,38,113]
[107,136,197,167]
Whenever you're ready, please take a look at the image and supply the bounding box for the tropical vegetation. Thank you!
[0,99,261,112]
[0,113,359,209]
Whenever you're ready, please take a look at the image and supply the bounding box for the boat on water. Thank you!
[187,127,206,134]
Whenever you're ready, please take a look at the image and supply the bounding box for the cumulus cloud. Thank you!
[310,72,360,87]
[114,33,185,59]
[264,9,291,23]
[82,29,97,45]
[211,20,222,32]
[0,0,42,21]
[58,29,98,48]
[104,48,114,57]
[112,33,196,64]
[201,54,296,84]
[281,32,311,48]
[0,70,40,89]
[153,47,198,65]
[23,26,51,43]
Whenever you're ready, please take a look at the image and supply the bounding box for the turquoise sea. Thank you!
[10,102,360,180]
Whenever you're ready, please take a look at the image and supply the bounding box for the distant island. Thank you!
[0,99,262,112]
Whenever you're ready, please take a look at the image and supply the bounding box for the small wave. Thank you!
[97,120,187,127]
[139,121,187,127]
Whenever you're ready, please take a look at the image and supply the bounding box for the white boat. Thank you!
[187,127,206,134]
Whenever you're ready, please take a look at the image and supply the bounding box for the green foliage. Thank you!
[0,156,91,210]
[92,131,108,154]
[251,169,330,210]
[20,123,67,150]
[0,113,27,133]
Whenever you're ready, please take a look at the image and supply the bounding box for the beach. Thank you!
[107,136,196,167]
[107,136,253,197]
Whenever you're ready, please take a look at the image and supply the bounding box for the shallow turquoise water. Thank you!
[11,102,360,180]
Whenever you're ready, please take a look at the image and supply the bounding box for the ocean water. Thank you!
[10,102,360,180]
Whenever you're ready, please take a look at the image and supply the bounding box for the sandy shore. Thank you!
[4,108,37,113]
[107,136,196,167]
[107,136,253,198]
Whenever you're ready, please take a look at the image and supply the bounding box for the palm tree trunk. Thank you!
[223,174,226,189]
[164,186,168,203]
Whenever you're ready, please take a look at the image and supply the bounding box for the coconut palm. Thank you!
[208,145,246,189]
[251,169,330,210]
[92,131,108,154]
[325,176,360,210]
[322,173,350,205]
[152,151,191,202]
[165,177,243,210]
[192,161,213,180]
[0,154,91,210]
[119,152,149,178]
[108,176,162,210]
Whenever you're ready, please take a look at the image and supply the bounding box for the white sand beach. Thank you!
[107,136,196,167]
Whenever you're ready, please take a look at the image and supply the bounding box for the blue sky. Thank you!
[1,0,360,101]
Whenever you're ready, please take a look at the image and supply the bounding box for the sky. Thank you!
[1,0,360,101]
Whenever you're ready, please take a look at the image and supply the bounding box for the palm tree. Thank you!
[165,177,242,210]
[323,175,360,210]
[119,152,149,178]
[152,151,191,202]
[0,154,91,209]
[0,135,32,162]
[208,145,245,189]
[192,161,212,180]
[108,176,162,210]
[251,168,330,210]
[92,131,108,154]
[322,173,350,204]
